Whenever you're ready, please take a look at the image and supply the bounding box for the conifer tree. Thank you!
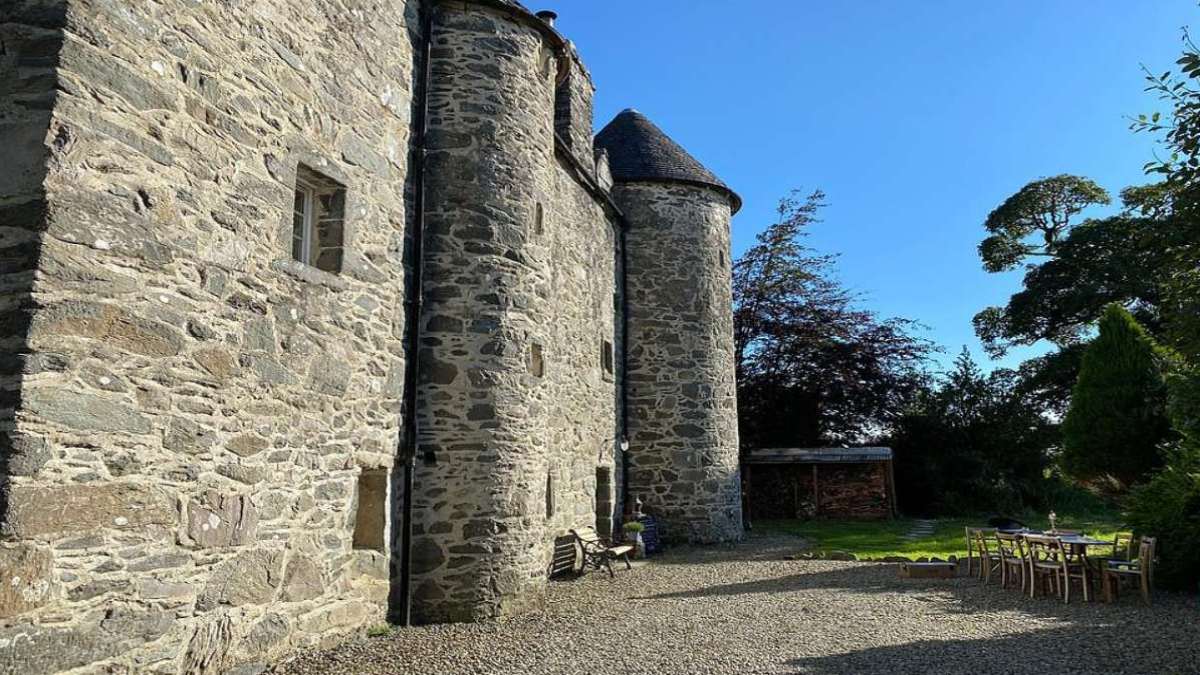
[1061,304,1172,488]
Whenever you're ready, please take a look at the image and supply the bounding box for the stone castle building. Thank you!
[0,0,742,671]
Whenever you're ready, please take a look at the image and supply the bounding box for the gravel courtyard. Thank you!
[273,535,1200,675]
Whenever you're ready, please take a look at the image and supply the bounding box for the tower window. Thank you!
[600,338,614,375]
[353,469,388,553]
[534,203,545,236]
[545,471,556,519]
[529,342,545,378]
[292,165,346,274]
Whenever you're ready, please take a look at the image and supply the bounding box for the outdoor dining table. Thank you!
[996,530,1111,556]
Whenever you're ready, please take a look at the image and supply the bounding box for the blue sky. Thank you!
[553,1,1195,373]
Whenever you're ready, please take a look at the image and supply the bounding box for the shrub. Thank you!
[890,350,1054,516]
[1126,448,1200,590]
[622,521,645,534]
[1126,360,1200,590]
[1061,304,1172,489]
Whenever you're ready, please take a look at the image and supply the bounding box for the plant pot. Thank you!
[625,531,644,558]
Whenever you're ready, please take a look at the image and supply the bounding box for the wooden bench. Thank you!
[570,526,634,578]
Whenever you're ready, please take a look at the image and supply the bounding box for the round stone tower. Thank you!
[412,0,561,622]
[595,109,744,544]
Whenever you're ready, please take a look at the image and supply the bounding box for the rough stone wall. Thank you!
[553,49,595,172]
[615,182,743,545]
[411,2,559,623]
[544,157,620,545]
[0,0,418,672]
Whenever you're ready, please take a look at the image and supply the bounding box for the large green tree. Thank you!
[973,181,1176,412]
[978,174,1110,274]
[974,208,1169,356]
[1060,305,1173,489]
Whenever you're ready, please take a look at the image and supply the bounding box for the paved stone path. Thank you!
[273,535,1200,675]
[902,518,937,540]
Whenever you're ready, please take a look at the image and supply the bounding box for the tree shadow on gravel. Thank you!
[786,622,1200,675]
[634,553,1200,674]
[637,558,1200,617]
[648,534,812,566]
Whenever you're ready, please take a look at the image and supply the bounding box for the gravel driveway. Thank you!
[272,535,1200,675]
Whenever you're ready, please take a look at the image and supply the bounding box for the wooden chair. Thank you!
[570,526,633,578]
[1109,533,1135,561]
[1102,536,1156,605]
[995,531,1028,593]
[971,528,1000,584]
[1025,534,1090,603]
[964,527,978,577]
[1086,532,1134,576]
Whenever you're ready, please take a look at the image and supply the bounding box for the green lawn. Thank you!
[755,512,1127,561]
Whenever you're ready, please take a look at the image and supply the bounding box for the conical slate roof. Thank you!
[595,109,741,213]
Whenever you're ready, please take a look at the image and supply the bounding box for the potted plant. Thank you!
[622,521,646,559]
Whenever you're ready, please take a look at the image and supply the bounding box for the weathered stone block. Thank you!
[183,613,235,674]
[243,613,290,656]
[226,434,269,458]
[125,551,192,573]
[193,346,236,380]
[164,416,217,455]
[22,388,151,434]
[2,483,175,538]
[28,301,182,357]
[68,578,130,601]
[185,491,259,548]
[279,555,324,602]
[899,562,957,579]
[307,355,351,396]
[410,537,445,575]
[0,543,54,618]
[2,433,51,477]
[197,549,284,611]
[0,607,173,675]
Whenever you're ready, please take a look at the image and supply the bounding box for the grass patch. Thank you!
[756,511,1127,560]
[366,624,394,638]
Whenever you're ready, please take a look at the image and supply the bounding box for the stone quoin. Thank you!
[0,0,743,672]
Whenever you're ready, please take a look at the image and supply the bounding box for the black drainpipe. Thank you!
[624,223,633,511]
[619,222,631,518]
[394,0,435,628]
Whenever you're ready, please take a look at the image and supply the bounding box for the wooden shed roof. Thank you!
[744,447,893,464]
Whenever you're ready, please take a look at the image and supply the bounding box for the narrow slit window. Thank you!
[600,338,614,375]
[546,471,555,519]
[292,165,346,274]
[529,342,545,378]
[534,203,545,236]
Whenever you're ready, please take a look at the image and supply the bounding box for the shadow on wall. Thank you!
[0,1,67,530]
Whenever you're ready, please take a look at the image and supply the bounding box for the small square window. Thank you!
[292,165,346,274]
[600,339,613,375]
